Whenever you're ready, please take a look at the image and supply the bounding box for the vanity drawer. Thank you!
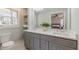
[54,37,77,49]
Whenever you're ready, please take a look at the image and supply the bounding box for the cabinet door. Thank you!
[49,42,57,50]
[29,37,34,50]
[40,35,51,50]
[33,33,40,50]
[40,39,48,50]
[24,38,30,49]
[24,32,33,50]
[33,37,40,50]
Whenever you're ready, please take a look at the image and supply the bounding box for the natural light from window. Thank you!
[0,8,18,26]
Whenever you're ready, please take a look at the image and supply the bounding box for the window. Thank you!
[0,8,18,25]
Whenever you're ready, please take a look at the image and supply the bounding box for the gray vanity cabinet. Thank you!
[24,32,77,50]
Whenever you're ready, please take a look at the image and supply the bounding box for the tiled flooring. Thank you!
[1,39,26,50]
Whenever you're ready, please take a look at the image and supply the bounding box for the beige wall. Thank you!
[19,8,27,25]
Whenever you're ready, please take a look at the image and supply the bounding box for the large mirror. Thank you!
[28,8,79,34]
[34,8,70,30]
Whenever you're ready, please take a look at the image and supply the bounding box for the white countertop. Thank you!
[24,28,78,40]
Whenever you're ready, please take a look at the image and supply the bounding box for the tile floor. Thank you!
[1,39,26,50]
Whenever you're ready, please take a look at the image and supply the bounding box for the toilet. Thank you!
[2,41,15,48]
[0,32,15,49]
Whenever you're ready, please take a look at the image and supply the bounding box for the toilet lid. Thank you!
[2,41,15,47]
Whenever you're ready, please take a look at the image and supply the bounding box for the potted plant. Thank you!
[40,22,50,31]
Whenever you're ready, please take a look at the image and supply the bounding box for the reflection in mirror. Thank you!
[34,8,71,30]
[51,12,64,29]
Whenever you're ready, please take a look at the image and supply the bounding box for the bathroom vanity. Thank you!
[23,29,78,50]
